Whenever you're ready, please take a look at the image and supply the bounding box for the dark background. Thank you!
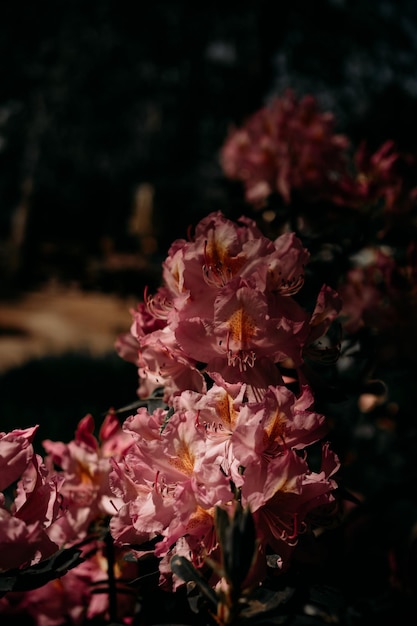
[1,0,417,295]
[1,3,417,621]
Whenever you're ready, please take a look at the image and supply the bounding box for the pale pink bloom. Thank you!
[0,425,38,491]
[220,89,352,208]
[169,212,309,318]
[138,326,207,401]
[266,231,310,295]
[243,449,308,567]
[177,277,282,366]
[109,454,164,546]
[245,443,339,569]
[109,404,231,568]
[231,384,328,467]
[110,407,176,544]
[42,413,134,543]
[178,383,247,487]
[0,452,64,571]
[175,275,311,397]
[166,211,273,320]
[153,489,218,564]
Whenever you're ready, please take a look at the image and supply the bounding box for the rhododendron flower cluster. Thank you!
[0,414,138,624]
[116,210,342,402]
[220,89,352,208]
[0,210,342,625]
[109,382,339,589]
[111,210,341,585]
[220,89,417,221]
[42,412,134,545]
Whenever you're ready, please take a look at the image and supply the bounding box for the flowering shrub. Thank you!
[0,211,343,624]
[2,89,417,624]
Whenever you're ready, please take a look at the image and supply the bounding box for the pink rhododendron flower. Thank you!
[116,210,341,402]
[109,378,339,585]
[220,89,352,208]
[137,326,207,399]
[352,139,417,217]
[0,426,66,571]
[338,244,411,335]
[220,91,417,242]
[42,412,134,544]
[249,442,339,567]
[0,425,38,492]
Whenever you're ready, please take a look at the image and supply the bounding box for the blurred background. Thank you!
[1,0,417,440]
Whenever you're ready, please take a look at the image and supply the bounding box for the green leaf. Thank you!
[0,546,84,596]
[170,555,217,607]
[160,406,175,433]
[239,586,295,624]
[215,503,257,589]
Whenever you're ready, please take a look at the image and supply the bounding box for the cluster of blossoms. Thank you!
[338,241,417,362]
[220,89,351,208]
[116,210,342,401]
[0,211,342,624]
[220,89,417,222]
[111,211,341,583]
[0,414,139,624]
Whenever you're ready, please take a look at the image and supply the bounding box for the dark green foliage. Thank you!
[0,546,84,597]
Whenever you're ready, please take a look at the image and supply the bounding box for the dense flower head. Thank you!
[0,415,139,624]
[219,90,417,233]
[220,88,352,208]
[109,381,339,588]
[42,412,135,544]
[115,210,342,403]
